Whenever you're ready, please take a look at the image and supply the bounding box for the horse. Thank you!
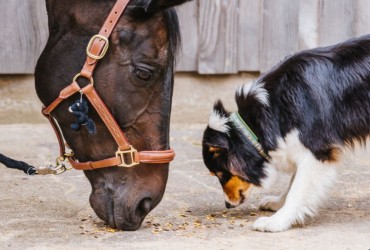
[34,0,191,231]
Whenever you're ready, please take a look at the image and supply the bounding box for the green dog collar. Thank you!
[229,112,270,160]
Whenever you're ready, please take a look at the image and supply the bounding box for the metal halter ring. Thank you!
[73,73,94,88]
[86,34,109,60]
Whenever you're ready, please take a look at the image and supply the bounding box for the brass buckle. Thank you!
[116,146,139,168]
[86,34,109,60]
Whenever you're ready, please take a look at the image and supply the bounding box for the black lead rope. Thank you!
[0,153,37,175]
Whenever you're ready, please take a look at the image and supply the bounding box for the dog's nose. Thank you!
[225,201,236,209]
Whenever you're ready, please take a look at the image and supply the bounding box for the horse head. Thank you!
[35,0,191,231]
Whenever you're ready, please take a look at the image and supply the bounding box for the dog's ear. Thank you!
[203,143,229,160]
[213,99,229,117]
[202,127,230,160]
[203,100,231,161]
[207,100,231,136]
[143,0,192,12]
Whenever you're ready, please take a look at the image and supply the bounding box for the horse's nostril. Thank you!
[137,198,152,216]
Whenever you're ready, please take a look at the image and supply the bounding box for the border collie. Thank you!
[202,35,370,232]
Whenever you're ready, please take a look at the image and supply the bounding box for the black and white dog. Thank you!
[202,35,370,232]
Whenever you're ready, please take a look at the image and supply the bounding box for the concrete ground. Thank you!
[0,74,369,250]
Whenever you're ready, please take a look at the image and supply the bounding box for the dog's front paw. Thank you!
[259,196,284,211]
[252,215,291,232]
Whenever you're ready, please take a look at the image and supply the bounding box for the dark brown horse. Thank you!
[35,0,190,230]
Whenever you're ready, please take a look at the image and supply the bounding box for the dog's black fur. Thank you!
[202,35,370,231]
[203,34,370,184]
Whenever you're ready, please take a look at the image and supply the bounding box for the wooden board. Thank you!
[317,0,357,46]
[0,0,48,74]
[175,0,199,72]
[198,0,239,74]
[259,0,300,73]
[238,0,261,71]
[298,0,319,50]
[355,0,370,37]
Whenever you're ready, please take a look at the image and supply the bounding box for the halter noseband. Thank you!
[42,0,175,171]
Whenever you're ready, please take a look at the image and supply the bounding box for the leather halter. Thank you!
[42,0,175,171]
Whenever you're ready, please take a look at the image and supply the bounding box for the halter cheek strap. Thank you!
[42,0,175,170]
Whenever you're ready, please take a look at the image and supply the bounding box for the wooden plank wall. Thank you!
[175,0,370,73]
[1,0,370,74]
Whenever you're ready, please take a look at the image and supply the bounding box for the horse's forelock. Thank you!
[126,0,181,64]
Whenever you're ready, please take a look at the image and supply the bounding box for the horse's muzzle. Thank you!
[90,190,155,230]
[87,166,168,231]
[113,197,153,231]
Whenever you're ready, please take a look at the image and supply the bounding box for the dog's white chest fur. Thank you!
[255,130,368,232]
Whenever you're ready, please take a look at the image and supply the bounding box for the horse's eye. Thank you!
[134,67,152,81]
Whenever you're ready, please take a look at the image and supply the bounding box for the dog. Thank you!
[202,35,370,232]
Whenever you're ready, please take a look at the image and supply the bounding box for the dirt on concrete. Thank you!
[0,74,369,250]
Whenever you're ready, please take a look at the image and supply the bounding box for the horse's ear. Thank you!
[144,0,193,12]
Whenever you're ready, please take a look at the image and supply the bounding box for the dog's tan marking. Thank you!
[209,171,222,178]
[327,147,342,163]
[209,146,221,158]
[222,176,251,203]
[209,146,219,152]
[216,171,223,178]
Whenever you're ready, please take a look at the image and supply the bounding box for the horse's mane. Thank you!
[163,8,181,65]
